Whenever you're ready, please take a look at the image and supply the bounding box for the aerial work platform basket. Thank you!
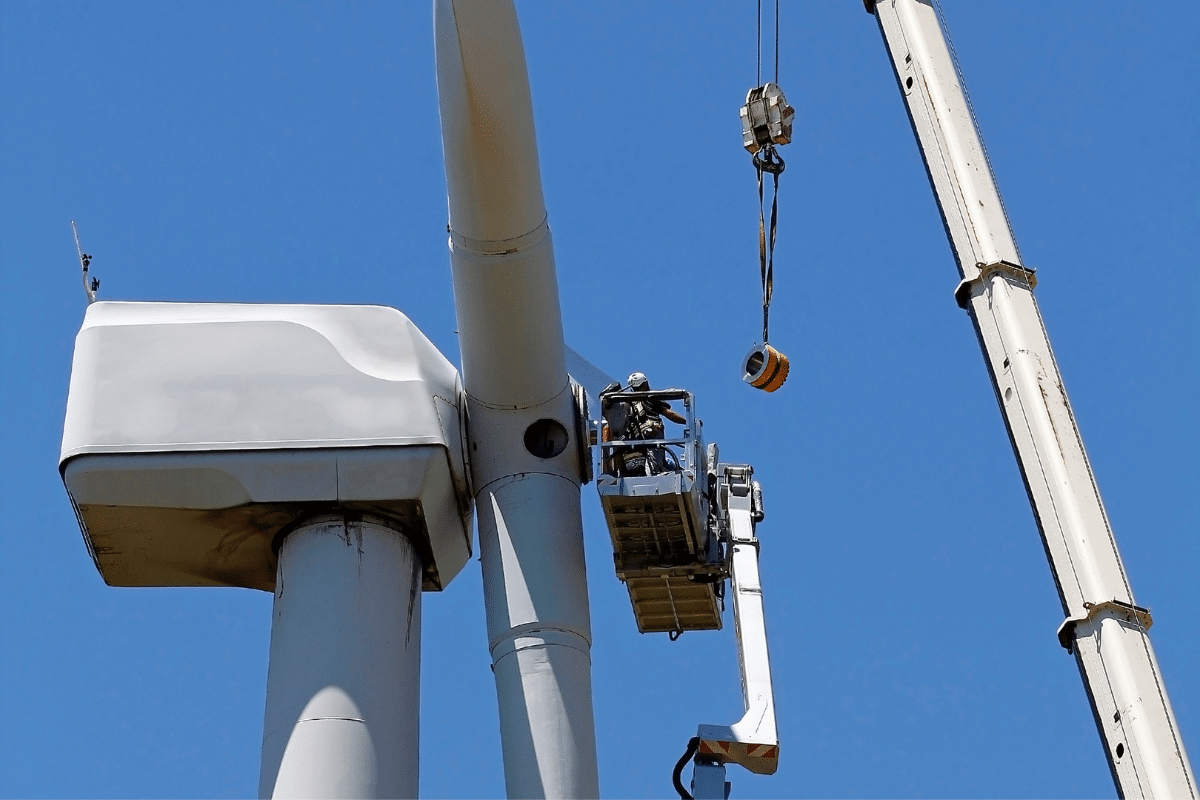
[590,383,779,788]
[594,388,725,635]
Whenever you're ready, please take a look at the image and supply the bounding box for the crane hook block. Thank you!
[741,83,795,155]
[743,344,789,392]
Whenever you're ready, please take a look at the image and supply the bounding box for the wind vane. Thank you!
[71,220,99,304]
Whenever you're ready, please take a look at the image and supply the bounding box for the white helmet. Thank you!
[627,372,649,390]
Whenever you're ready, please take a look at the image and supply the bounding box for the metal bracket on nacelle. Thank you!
[692,463,779,794]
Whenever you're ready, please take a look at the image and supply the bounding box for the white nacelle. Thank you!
[59,302,472,592]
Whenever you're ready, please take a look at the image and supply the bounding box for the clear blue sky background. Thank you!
[2,2,1197,798]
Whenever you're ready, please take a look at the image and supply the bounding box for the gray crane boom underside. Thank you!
[869,2,1195,797]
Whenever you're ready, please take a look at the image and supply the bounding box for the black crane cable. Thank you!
[672,736,701,799]
[755,0,779,87]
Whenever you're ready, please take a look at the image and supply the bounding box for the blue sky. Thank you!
[1,2,1197,798]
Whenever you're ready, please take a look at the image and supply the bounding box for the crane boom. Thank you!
[865,2,1195,797]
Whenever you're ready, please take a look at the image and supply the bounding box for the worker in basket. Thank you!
[603,372,687,477]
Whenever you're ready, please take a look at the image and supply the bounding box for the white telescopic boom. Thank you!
[434,2,600,798]
[866,3,1195,797]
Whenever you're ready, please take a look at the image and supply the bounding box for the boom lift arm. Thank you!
[865,2,1195,797]
[690,464,779,798]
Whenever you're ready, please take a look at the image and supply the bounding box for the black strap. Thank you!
[754,145,785,343]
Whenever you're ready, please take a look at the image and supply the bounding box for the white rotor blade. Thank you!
[565,344,618,421]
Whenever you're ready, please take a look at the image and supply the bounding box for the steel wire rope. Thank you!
[755,0,780,83]
[773,0,779,82]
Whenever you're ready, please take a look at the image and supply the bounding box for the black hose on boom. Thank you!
[672,736,700,799]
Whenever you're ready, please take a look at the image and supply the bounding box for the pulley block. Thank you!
[740,82,795,154]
